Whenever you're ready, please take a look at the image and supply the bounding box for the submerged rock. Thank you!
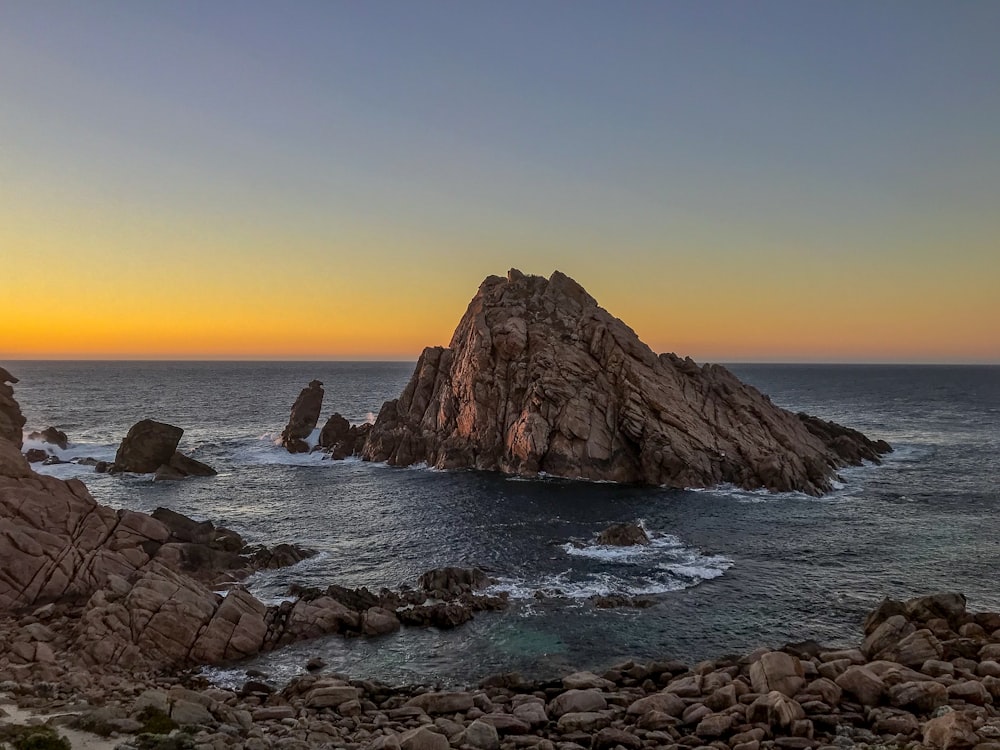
[362,269,890,494]
[280,379,324,453]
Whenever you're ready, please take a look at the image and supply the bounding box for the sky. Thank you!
[1,1,998,363]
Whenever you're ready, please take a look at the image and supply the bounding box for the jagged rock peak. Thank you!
[362,269,890,494]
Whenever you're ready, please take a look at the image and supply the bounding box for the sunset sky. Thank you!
[2,2,998,363]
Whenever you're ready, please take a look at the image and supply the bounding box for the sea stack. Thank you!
[281,379,324,453]
[362,269,890,494]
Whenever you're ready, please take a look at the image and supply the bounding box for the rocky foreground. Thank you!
[289,270,890,495]
[3,592,1000,750]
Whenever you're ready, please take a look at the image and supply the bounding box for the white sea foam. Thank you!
[21,432,118,479]
[490,523,733,602]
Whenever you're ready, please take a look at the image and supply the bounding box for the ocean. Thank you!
[8,361,1000,688]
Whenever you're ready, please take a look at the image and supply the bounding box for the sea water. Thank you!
[8,361,1000,687]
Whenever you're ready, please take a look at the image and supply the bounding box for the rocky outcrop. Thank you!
[0,440,308,610]
[597,522,650,546]
[362,270,890,494]
[280,380,324,453]
[111,419,216,479]
[0,366,25,449]
[113,419,183,472]
[318,412,372,459]
[27,426,69,450]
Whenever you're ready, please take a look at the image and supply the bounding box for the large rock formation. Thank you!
[362,270,890,494]
[280,379,324,453]
[111,419,217,479]
[0,366,25,449]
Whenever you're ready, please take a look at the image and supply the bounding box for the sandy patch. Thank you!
[0,695,131,750]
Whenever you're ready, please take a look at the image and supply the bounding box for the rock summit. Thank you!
[361,269,889,494]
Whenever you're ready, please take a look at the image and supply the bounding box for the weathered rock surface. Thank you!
[596,521,650,546]
[112,419,184,472]
[109,418,216,479]
[0,366,25,448]
[318,412,372,459]
[280,379,324,453]
[27,426,69,450]
[361,269,890,494]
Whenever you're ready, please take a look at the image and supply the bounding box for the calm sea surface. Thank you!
[7,361,1000,687]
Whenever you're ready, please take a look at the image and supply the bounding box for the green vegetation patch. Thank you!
[0,723,71,750]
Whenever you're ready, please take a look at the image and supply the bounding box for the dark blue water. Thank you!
[7,361,1000,687]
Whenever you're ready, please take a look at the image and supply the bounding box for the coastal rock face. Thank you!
[362,269,890,494]
[281,379,324,453]
[0,366,26,449]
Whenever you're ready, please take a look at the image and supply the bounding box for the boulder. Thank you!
[318,413,368,458]
[747,691,805,729]
[459,720,500,750]
[113,419,184,473]
[749,651,805,697]
[397,726,449,750]
[361,606,401,636]
[627,693,685,716]
[360,269,890,494]
[549,689,608,717]
[596,522,650,546]
[280,380,324,453]
[834,665,886,707]
[417,566,491,596]
[42,426,68,449]
[405,691,475,714]
[888,680,948,712]
[923,710,978,750]
[163,450,217,478]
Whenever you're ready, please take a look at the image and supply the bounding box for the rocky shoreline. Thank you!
[2,592,999,750]
[0,362,984,750]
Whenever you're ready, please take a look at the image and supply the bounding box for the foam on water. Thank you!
[490,525,733,601]
[21,431,117,479]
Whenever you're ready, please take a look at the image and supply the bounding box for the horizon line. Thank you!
[2,357,998,367]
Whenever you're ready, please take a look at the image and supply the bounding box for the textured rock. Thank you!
[280,380,324,453]
[596,522,650,546]
[626,692,686,717]
[417,566,491,596]
[0,366,26,448]
[549,689,608,717]
[750,651,805,697]
[834,665,886,707]
[923,710,978,750]
[318,413,370,459]
[405,691,475,714]
[113,419,184,473]
[27,426,69,450]
[361,269,890,494]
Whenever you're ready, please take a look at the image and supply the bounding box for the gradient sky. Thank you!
[2,1,998,362]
